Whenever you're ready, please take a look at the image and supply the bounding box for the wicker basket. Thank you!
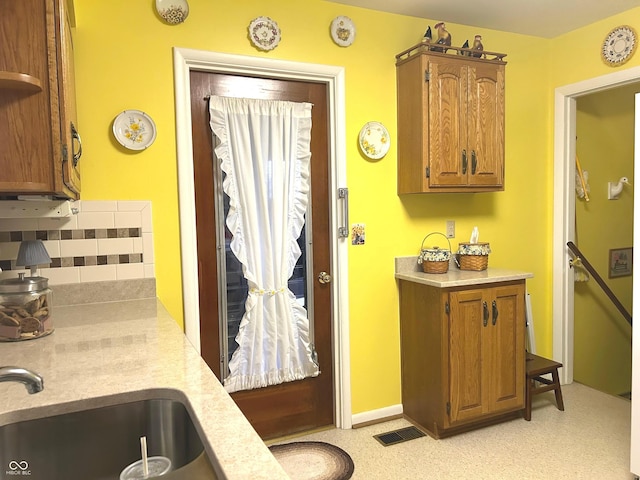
[459,254,489,271]
[419,233,451,274]
[423,259,450,274]
[457,242,490,271]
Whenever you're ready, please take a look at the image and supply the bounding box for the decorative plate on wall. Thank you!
[112,110,157,151]
[358,121,390,160]
[248,16,281,51]
[330,16,356,47]
[602,25,637,67]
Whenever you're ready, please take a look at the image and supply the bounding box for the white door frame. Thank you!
[553,65,640,384]
[172,47,352,429]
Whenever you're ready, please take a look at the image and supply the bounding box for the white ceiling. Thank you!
[328,0,640,38]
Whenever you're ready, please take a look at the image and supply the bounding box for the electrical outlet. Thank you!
[446,220,455,238]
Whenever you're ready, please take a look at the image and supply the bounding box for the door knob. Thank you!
[317,272,332,284]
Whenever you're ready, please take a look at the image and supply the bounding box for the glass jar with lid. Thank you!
[0,274,53,341]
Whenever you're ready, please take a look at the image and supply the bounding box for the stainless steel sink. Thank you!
[0,397,218,480]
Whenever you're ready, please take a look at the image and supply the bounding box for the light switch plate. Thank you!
[446,220,455,238]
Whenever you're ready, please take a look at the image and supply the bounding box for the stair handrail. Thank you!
[567,241,632,326]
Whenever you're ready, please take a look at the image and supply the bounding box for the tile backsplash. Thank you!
[0,201,154,284]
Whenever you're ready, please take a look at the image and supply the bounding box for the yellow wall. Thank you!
[575,85,635,395]
[72,0,640,414]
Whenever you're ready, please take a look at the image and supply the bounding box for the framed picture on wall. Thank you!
[609,247,633,278]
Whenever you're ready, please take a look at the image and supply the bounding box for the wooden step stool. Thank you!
[525,352,565,421]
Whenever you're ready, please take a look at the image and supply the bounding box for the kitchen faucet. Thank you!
[0,366,44,394]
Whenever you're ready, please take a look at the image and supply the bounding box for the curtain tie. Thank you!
[249,286,287,297]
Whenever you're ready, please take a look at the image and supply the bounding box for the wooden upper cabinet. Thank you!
[0,0,80,199]
[396,44,506,193]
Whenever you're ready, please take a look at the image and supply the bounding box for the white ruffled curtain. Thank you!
[208,95,320,394]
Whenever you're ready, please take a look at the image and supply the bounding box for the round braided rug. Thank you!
[269,441,354,480]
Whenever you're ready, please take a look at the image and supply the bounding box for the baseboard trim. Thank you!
[352,404,403,428]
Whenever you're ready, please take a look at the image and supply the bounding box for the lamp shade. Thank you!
[16,240,51,276]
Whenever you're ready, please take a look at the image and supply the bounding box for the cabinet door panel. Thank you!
[0,0,55,192]
[449,289,485,424]
[58,0,80,195]
[488,285,525,412]
[428,59,467,187]
[467,63,504,186]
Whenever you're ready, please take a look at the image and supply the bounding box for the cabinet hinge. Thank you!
[446,402,451,415]
[445,301,450,314]
[425,166,430,178]
[62,143,68,163]
[425,70,430,82]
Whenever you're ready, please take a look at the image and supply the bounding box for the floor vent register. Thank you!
[373,426,426,446]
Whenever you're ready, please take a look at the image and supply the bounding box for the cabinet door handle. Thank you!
[462,149,467,174]
[483,301,488,327]
[492,300,498,325]
[71,122,82,168]
[471,150,477,175]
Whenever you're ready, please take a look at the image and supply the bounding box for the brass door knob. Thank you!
[317,272,332,284]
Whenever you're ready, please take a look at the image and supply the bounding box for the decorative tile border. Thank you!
[0,254,143,272]
[0,200,154,285]
[0,228,141,242]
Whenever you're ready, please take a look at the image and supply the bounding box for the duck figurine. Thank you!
[608,176,630,200]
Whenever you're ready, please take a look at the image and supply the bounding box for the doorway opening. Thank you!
[553,65,640,384]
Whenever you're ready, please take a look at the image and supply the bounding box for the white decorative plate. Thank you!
[602,25,637,66]
[248,16,281,51]
[330,16,356,47]
[112,110,157,150]
[358,121,390,160]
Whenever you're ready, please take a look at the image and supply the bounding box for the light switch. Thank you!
[446,220,455,238]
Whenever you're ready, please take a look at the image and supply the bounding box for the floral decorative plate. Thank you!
[331,16,356,47]
[358,121,390,159]
[112,110,157,150]
[602,25,637,66]
[248,16,281,51]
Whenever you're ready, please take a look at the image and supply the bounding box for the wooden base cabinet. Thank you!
[0,0,80,199]
[398,279,525,438]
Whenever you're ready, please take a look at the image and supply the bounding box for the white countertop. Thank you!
[0,299,289,480]
[395,256,533,287]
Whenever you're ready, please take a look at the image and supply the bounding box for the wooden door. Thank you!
[0,0,54,193]
[487,283,525,413]
[56,0,80,196]
[428,57,467,187]
[189,70,334,440]
[467,62,504,187]
[448,288,485,424]
[449,283,525,425]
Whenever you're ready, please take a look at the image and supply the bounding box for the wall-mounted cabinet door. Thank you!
[428,57,468,187]
[57,0,81,196]
[466,62,504,187]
